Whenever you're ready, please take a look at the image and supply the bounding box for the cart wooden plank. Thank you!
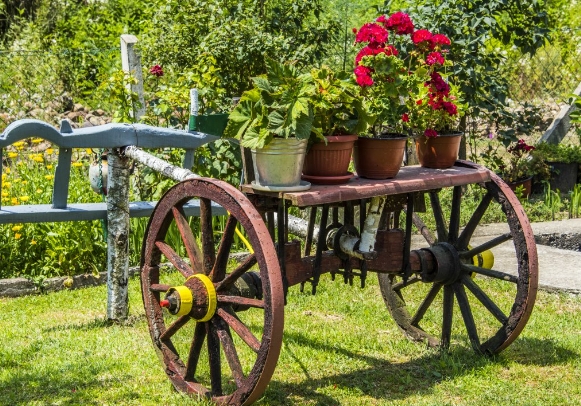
[241,162,491,207]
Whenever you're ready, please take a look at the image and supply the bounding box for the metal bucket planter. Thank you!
[251,138,310,191]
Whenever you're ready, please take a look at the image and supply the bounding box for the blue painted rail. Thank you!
[0,119,220,223]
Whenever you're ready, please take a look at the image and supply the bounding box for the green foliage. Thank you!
[225,59,317,149]
[568,184,581,218]
[533,142,581,164]
[140,0,341,97]
[383,0,551,146]
[309,65,372,138]
[0,144,106,279]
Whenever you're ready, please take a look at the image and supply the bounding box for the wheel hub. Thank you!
[160,273,217,321]
[420,242,462,285]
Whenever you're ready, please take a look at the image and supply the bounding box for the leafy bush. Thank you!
[140,0,341,97]
[0,142,106,279]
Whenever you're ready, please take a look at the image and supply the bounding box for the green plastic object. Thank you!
[189,113,229,137]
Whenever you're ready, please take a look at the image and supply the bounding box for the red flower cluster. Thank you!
[426,51,445,66]
[424,129,438,138]
[377,11,414,35]
[149,65,164,77]
[355,23,389,46]
[508,139,535,156]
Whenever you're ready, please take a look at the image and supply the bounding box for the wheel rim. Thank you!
[141,178,284,405]
[379,163,538,354]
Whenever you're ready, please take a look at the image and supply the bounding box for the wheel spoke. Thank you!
[462,275,508,324]
[185,322,207,381]
[413,213,436,246]
[200,197,216,275]
[457,191,493,249]
[218,295,264,309]
[459,233,512,259]
[392,276,421,292]
[217,308,261,353]
[448,186,462,243]
[453,283,481,351]
[461,263,519,283]
[172,206,204,273]
[210,214,238,282]
[212,317,245,388]
[155,241,194,278]
[150,283,170,292]
[160,315,191,342]
[441,285,454,348]
[410,283,442,326]
[429,191,448,242]
[215,254,257,292]
[207,323,222,396]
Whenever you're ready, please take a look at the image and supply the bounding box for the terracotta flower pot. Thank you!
[353,136,407,179]
[302,135,357,184]
[506,177,532,198]
[415,132,462,169]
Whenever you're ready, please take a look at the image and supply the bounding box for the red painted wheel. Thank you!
[379,162,538,354]
[141,178,284,405]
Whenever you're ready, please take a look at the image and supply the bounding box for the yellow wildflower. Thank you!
[11,197,18,205]
[86,149,93,155]
[46,148,54,155]
[20,196,29,202]
[36,189,42,194]
[32,137,43,144]
[12,225,23,232]
[13,179,20,183]
[22,180,27,185]
[8,152,17,158]
[14,233,21,240]
[5,167,10,174]
[31,240,37,245]
[13,141,25,148]
[1,192,8,197]
[33,156,44,163]
[1,173,6,181]
[45,175,54,180]
[72,162,83,167]
[46,165,53,170]
[3,182,11,188]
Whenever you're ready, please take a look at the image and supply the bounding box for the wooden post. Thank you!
[106,149,131,320]
[120,34,146,121]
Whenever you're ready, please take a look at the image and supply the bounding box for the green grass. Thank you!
[1,272,581,405]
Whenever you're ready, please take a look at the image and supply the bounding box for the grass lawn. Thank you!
[1,272,580,405]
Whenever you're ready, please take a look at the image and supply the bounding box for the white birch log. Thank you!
[106,149,131,320]
[123,146,200,182]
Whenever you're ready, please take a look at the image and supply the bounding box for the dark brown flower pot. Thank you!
[353,136,407,179]
[506,177,532,198]
[302,135,357,184]
[415,132,462,169]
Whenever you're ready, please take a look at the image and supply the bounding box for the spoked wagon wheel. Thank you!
[141,178,284,405]
[379,162,538,354]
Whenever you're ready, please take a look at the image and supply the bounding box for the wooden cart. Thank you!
[138,160,537,405]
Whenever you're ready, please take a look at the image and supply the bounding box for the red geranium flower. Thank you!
[379,12,414,35]
[402,113,410,122]
[426,51,445,66]
[355,23,389,45]
[431,33,451,48]
[354,65,374,87]
[424,129,438,138]
[149,65,163,77]
[411,29,432,45]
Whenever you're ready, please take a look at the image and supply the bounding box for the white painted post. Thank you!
[120,34,146,121]
[106,149,131,320]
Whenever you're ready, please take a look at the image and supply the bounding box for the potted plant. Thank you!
[352,12,418,179]
[532,142,580,193]
[302,66,373,184]
[401,29,466,169]
[500,139,539,197]
[224,59,316,190]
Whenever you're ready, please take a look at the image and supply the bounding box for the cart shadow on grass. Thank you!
[258,332,579,405]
